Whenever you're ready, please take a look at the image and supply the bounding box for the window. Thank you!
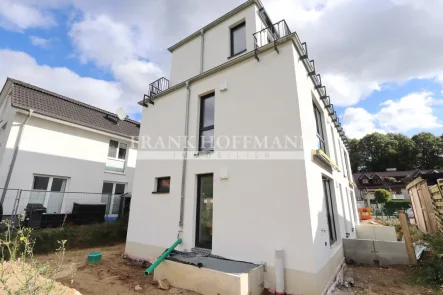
[108,140,127,160]
[199,93,215,152]
[106,140,127,173]
[101,182,126,215]
[323,178,337,245]
[313,103,326,152]
[230,22,246,56]
[29,175,67,214]
[362,179,369,184]
[155,177,171,193]
[196,174,214,249]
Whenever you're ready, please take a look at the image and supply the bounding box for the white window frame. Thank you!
[30,174,69,212]
[107,140,128,161]
[102,181,126,216]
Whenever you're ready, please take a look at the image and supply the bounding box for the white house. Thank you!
[126,1,358,294]
[0,78,139,217]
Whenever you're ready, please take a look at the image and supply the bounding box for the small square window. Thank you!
[155,177,171,193]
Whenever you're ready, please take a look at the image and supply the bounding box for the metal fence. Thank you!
[0,188,130,229]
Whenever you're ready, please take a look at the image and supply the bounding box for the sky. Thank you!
[1,0,443,139]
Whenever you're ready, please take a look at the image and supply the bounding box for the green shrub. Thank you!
[30,222,127,254]
[374,189,391,204]
[384,200,411,216]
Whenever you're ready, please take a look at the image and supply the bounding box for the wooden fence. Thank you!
[406,177,441,233]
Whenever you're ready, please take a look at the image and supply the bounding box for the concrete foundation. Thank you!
[356,225,397,242]
[343,238,409,265]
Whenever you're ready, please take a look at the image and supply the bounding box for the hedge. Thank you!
[30,221,127,254]
[384,200,411,216]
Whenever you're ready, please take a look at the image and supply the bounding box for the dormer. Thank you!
[167,1,270,86]
[371,174,382,185]
[359,174,370,185]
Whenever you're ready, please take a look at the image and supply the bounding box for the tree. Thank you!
[386,133,416,170]
[374,189,390,204]
[348,138,361,172]
[412,132,443,169]
[357,133,397,172]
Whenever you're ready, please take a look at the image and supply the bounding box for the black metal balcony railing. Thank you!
[253,20,291,61]
[143,77,170,106]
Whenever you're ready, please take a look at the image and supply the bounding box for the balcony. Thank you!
[253,19,291,61]
[143,77,170,106]
[105,158,125,173]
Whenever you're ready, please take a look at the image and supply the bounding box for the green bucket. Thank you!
[87,252,102,264]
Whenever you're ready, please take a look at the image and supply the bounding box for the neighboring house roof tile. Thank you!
[5,78,140,139]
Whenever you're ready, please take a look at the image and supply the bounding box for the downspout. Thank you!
[0,109,33,205]
[200,29,204,74]
[178,81,191,235]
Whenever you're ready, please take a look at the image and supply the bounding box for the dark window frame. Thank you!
[323,177,337,245]
[313,103,326,152]
[195,173,214,249]
[199,93,215,152]
[230,21,246,57]
[154,177,171,194]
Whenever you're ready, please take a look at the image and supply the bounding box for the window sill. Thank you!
[194,150,214,156]
[107,157,126,162]
[152,191,170,194]
[104,170,125,175]
[227,49,247,59]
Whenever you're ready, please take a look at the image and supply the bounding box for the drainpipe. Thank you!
[178,81,191,235]
[275,248,285,295]
[200,29,204,74]
[0,109,34,205]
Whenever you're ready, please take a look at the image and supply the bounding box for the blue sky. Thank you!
[0,0,443,139]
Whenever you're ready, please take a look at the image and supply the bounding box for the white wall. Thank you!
[129,43,319,277]
[0,113,137,214]
[169,4,262,86]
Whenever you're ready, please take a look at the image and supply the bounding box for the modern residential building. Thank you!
[0,78,139,217]
[126,1,357,294]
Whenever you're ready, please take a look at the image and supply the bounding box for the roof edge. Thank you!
[168,0,261,52]
[6,78,140,126]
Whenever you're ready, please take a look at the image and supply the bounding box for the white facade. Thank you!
[127,1,357,294]
[0,87,137,216]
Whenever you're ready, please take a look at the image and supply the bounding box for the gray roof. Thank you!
[4,78,140,139]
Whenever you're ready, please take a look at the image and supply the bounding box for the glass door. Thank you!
[46,178,67,214]
[196,174,214,249]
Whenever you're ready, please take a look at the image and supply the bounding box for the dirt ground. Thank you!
[34,244,438,295]
[337,265,436,295]
[35,244,199,295]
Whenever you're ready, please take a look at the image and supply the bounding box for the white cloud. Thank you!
[0,0,55,31]
[29,36,52,49]
[0,49,143,116]
[343,92,443,138]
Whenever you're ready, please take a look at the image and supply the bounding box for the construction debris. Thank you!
[158,279,170,290]
[134,285,142,291]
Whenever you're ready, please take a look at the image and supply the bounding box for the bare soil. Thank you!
[35,244,199,295]
[339,265,437,295]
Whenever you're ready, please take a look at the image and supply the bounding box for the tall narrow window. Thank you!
[199,93,215,152]
[230,22,246,56]
[196,174,214,249]
[313,103,326,152]
[323,178,337,245]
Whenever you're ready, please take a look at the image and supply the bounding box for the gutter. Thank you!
[0,109,33,205]
[178,81,191,234]
[15,109,138,143]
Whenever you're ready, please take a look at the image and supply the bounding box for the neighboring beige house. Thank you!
[126,1,357,294]
[0,78,139,217]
